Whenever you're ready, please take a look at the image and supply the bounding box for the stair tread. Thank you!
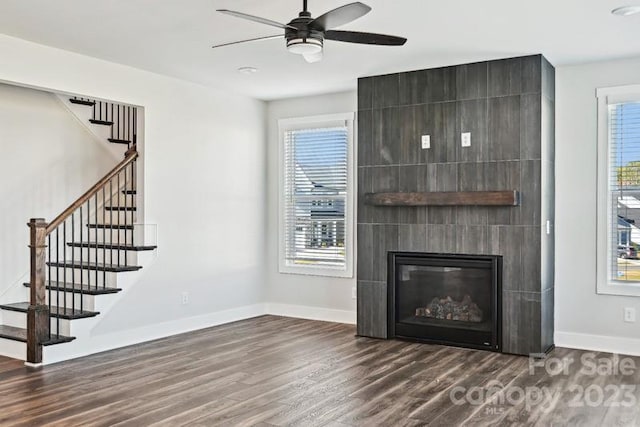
[0,325,27,343]
[69,99,95,106]
[108,138,132,145]
[122,190,137,195]
[87,223,134,230]
[89,119,114,126]
[47,261,142,272]
[67,242,156,251]
[104,206,137,211]
[0,302,99,320]
[23,281,121,295]
[0,325,75,345]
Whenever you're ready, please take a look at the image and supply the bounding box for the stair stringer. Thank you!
[0,274,29,360]
[54,94,122,161]
[42,250,158,365]
[0,338,25,360]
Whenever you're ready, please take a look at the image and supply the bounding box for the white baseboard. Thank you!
[42,303,268,365]
[11,302,355,364]
[555,331,640,357]
[265,303,356,325]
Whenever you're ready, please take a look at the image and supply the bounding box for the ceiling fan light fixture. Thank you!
[287,38,323,55]
[237,66,259,75]
[612,5,640,15]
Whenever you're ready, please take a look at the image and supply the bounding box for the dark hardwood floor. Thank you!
[0,315,639,426]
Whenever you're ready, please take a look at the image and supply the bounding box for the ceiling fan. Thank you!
[212,1,407,63]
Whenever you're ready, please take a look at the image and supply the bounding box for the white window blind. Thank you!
[283,124,348,270]
[608,101,640,282]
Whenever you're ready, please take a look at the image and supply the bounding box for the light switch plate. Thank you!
[421,135,431,149]
[461,132,471,147]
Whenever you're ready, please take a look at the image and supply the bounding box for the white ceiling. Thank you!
[0,0,638,100]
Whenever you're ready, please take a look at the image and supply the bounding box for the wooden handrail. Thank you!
[45,145,138,234]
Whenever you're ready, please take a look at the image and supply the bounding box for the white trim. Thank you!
[0,338,26,361]
[556,331,640,357]
[266,303,356,324]
[39,303,355,364]
[596,84,640,104]
[42,304,268,365]
[277,112,355,279]
[24,362,43,369]
[596,85,640,297]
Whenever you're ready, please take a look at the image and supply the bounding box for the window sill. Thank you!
[597,281,640,297]
[279,264,353,279]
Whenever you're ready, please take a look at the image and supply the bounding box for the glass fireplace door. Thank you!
[388,253,501,351]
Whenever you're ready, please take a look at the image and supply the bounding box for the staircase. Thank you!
[0,97,156,365]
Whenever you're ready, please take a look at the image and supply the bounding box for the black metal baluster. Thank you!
[111,103,114,140]
[47,234,52,340]
[131,160,135,247]
[117,105,121,140]
[92,101,96,121]
[125,166,129,266]
[125,106,128,146]
[110,179,114,282]
[103,186,107,288]
[56,228,60,337]
[71,213,75,313]
[63,220,67,315]
[95,193,98,291]
[132,107,136,144]
[79,205,84,312]
[117,172,121,266]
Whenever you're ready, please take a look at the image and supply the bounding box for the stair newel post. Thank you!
[27,218,50,365]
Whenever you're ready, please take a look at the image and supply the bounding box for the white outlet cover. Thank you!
[624,307,636,323]
[421,135,431,149]
[461,132,471,147]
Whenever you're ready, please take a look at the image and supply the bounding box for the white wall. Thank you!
[0,34,267,341]
[266,91,358,323]
[0,83,119,303]
[556,56,640,355]
[10,25,640,359]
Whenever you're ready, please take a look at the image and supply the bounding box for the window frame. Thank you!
[596,84,640,297]
[278,112,355,278]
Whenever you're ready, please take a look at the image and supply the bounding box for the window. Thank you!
[597,85,640,296]
[278,113,354,277]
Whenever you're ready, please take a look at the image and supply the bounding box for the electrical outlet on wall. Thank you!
[461,132,471,147]
[182,292,189,305]
[624,307,636,323]
[421,135,431,149]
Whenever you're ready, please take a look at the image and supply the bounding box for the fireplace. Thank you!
[387,252,502,352]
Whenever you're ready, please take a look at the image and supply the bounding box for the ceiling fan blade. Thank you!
[217,9,296,30]
[212,34,282,49]
[325,30,407,46]
[310,2,371,30]
[303,51,323,63]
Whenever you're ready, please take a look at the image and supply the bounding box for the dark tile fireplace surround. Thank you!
[356,55,555,356]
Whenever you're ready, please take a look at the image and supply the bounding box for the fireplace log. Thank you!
[416,295,483,323]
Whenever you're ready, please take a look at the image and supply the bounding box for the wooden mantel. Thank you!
[364,190,520,207]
